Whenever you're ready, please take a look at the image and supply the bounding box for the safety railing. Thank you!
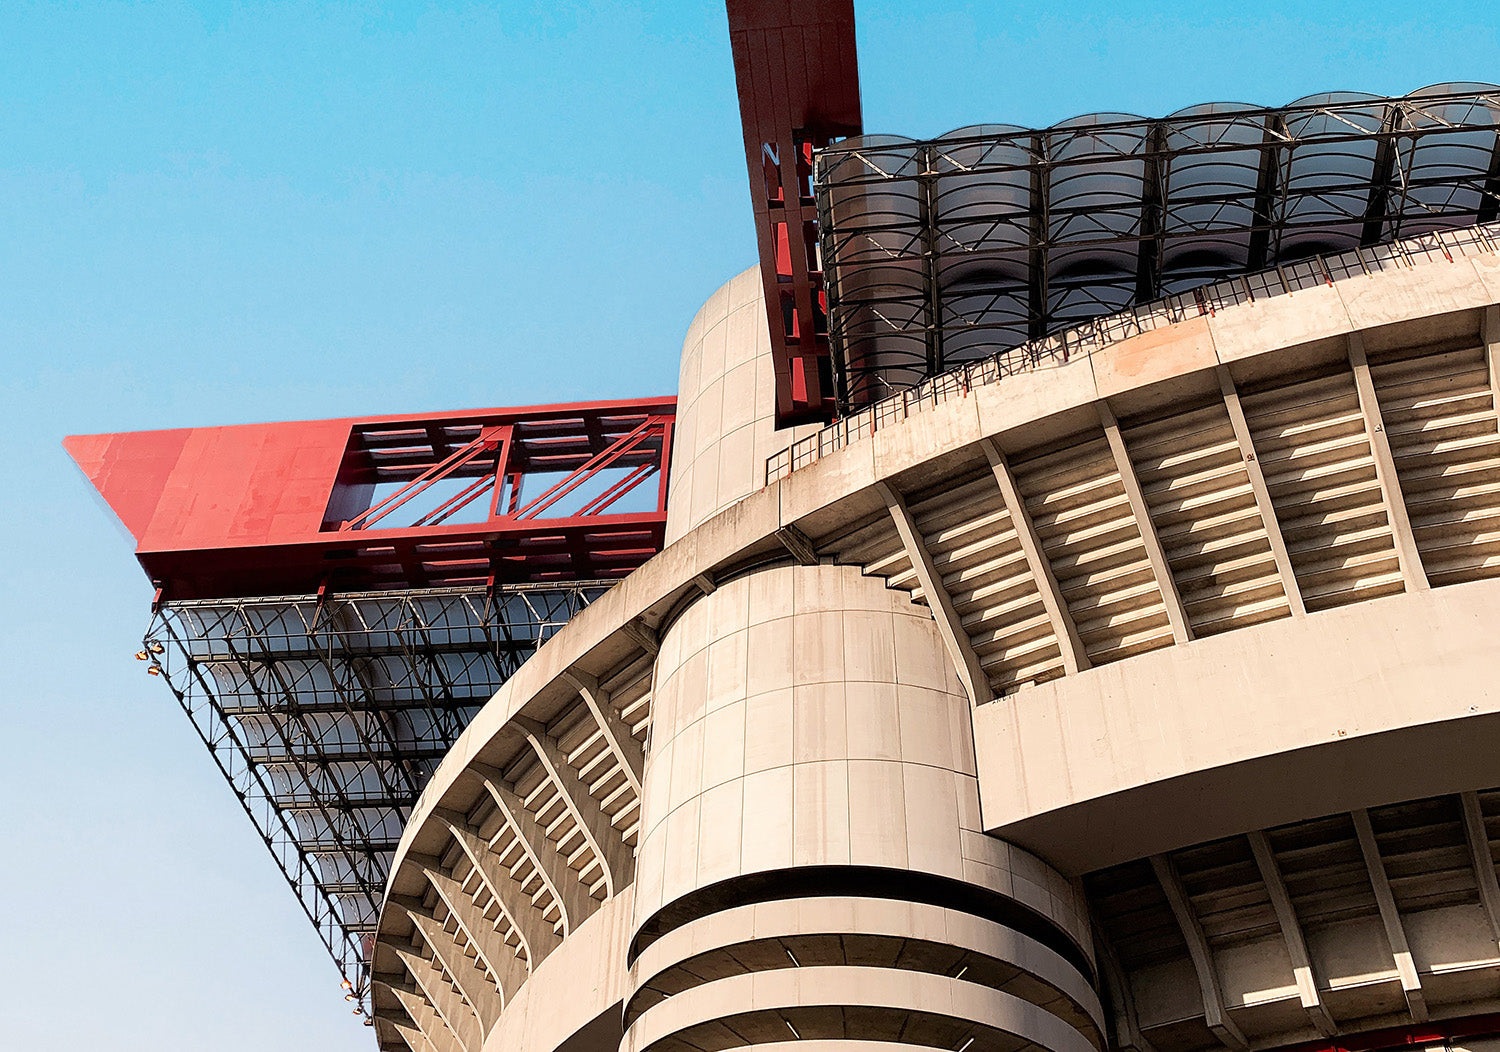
[767,221,1500,484]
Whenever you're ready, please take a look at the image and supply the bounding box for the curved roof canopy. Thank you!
[819,84,1500,408]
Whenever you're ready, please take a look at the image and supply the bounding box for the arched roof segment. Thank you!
[819,83,1500,409]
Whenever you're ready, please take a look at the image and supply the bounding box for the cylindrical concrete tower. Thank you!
[639,267,1100,1052]
[667,267,819,544]
[632,266,1104,1052]
[625,561,1101,1052]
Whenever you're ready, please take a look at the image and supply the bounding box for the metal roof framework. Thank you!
[64,397,674,601]
[727,0,862,427]
[67,396,677,1018]
[142,583,608,1009]
[817,85,1500,411]
[769,219,1500,484]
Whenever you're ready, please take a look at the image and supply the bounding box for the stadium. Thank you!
[69,4,1500,1052]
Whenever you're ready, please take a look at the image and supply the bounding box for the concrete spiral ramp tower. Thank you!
[626,559,1101,1052]
[630,267,1101,1052]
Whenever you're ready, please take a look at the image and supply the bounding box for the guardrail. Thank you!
[766,221,1500,485]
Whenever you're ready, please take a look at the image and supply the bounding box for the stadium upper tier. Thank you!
[819,84,1500,410]
[368,229,1500,1052]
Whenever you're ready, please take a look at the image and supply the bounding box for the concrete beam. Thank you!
[563,668,645,797]
[877,481,993,705]
[1099,403,1193,644]
[1484,305,1500,420]
[1217,367,1306,617]
[1246,831,1335,1036]
[1093,924,1157,1052]
[389,1016,442,1052]
[1460,791,1500,954]
[393,895,502,1030]
[621,618,660,656]
[1347,334,1429,592]
[423,865,527,1001]
[516,715,634,895]
[469,762,592,935]
[981,438,1090,674]
[775,524,819,565]
[1150,854,1248,1051]
[430,814,562,965]
[1352,808,1428,1021]
[375,975,464,1052]
[390,941,483,1052]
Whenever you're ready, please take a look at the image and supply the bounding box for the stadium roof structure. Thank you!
[727,0,861,427]
[719,8,1500,424]
[64,0,1500,1030]
[66,398,675,601]
[811,85,1500,411]
[67,399,674,1000]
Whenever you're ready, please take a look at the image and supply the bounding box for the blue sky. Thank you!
[3,1,1495,1047]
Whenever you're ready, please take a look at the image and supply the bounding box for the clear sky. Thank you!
[2,1,1495,1047]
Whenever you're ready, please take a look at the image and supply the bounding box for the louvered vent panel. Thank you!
[1123,404,1291,636]
[906,472,1064,693]
[1013,437,1174,664]
[1370,343,1500,586]
[1241,371,1403,611]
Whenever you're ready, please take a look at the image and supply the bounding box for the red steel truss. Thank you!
[66,397,675,601]
[727,0,862,428]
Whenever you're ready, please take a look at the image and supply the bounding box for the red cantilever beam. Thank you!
[65,396,675,601]
[512,415,668,520]
[726,0,862,428]
[343,424,508,531]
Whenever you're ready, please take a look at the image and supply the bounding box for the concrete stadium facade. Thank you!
[368,241,1500,1052]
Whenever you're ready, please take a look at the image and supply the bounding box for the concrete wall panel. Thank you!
[978,578,1500,874]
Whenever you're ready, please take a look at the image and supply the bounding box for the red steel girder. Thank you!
[66,396,674,600]
[727,0,862,428]
[341,425,511,531]
[512,415,670,520]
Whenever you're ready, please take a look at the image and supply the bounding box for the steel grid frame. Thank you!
[817,85,1500,411]
[142,582,607,1013]
[64,398,674,603]
[769,219,1500,484]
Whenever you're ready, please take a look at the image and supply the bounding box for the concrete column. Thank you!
[624,562,1101,1052]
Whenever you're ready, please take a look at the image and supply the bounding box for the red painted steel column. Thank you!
[726,0,862,427]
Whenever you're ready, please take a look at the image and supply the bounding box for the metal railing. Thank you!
[767,221,1500,484]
